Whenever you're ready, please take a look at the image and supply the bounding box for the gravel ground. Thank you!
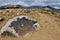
[0,8,60,40]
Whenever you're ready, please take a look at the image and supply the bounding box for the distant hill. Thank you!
[0,5,60,12]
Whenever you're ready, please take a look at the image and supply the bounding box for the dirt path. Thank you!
[0,9,60,40]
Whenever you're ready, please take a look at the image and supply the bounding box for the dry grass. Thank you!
[0,8,60,40]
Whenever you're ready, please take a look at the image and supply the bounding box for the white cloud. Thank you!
[0,0,60,9]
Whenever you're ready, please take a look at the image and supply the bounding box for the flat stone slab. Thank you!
[0,16,40,37]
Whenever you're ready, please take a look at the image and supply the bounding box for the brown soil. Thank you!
[0,8,60,40]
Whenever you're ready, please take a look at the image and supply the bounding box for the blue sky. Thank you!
[0,0,60,9]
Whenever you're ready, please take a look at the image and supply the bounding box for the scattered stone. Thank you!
[23,9,30,13]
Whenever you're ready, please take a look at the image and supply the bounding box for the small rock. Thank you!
[0,17,4,21]
[17,13,20,15]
